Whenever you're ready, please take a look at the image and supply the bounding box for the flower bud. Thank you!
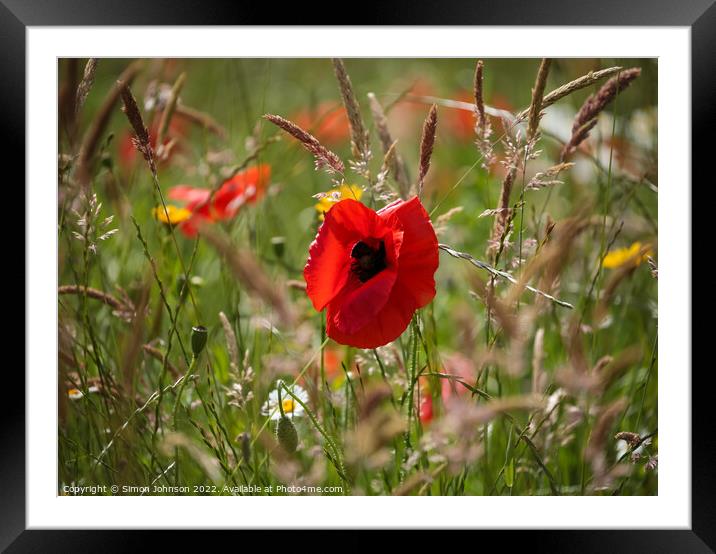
[191,325,208,356]
[271,236,286,259]
[276,416,298,453]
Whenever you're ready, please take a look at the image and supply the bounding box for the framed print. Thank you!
[7,0,712,549]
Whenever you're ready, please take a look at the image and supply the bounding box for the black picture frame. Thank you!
[7,0,711,549]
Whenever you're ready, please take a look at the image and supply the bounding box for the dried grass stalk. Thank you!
[526,58,552,142]
[175,104,227,139]
[286,280,308,291]
[59,59,79,134]
[525,162,574,191]
[332,58,369,160]
[561,67,641,160]
[200,226,295,328]
[473,60,486,134]
[417,104,438,197]
[586,398,627,488]
[218,311,239,373]
[142,344,181,378]
[119,81,157,177]
[472,60,495,167]
[120,281,150,395]
[368,92,410,198]
[439,243,573,308]
[59,284,134,320]
[76,60,142,185]
[588,400,627,458]
[475,394,545,421]
[487,159,518,258]
[263,114,344,174]
[504,212,592,310]
[598,346,643,392]
[615,431,642,447]
[156,72,186,155]
[75,58,98,117]
[532,328,545,394]
[467,271,517,338]
[515,66,623,121]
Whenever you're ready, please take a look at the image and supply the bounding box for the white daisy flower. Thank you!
[261,383,308,420]
[67,385,99,400]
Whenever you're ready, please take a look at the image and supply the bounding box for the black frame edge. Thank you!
[1,0,26,551]
[10,0,714,550]
[691,1,716,550]
[1,0,715,26]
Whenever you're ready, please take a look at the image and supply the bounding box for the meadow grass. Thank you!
[58,57,658,496]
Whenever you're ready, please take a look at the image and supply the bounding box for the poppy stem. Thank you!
[172,354,198,427]
[277,380,286,418]
[404,317,419,452]
[320,312,327,419]
[251,338,329,448]
[280,382,350,491]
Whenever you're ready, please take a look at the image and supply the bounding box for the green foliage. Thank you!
[58,58,657,497]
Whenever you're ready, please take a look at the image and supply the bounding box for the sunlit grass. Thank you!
[58,57,658,496]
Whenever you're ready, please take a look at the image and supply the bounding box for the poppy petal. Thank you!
[379,196,438,308]
[304,199,394,311]
[168,185,211,206]
[304,227,353,311]
[327,199,392,242]
[178,212,210,238]
[232,164,271,190]
[330,267,398,335]
[326,280,416,349]
[306,196,438,349]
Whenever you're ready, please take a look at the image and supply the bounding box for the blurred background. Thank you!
[57,58,658,496]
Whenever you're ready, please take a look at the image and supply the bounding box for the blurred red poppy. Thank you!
[443,90,515,140]
[304,197,439,349]
[418,376,434,424]
[118,118,187,171]
[322,346,343,382]
[167,164,271,237]
[440,352,476,407]
[291,102,350,146]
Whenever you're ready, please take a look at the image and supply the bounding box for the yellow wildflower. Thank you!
[153,205,192,225]
[602,241,653,269]
[314,184,363,220]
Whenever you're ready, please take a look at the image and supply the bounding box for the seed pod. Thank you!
[276,416,298,453]
[271,236,286,259]
[191,325,208,356]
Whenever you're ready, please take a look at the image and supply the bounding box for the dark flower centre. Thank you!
[351,240,387,282]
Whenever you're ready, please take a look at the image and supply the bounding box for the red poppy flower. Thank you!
[440,352,476,407]
[322,346,343,382]
[443,90,515,141]
[168,164,271,237]
[304,196,439,349]
[291,102,350,146]
[118,117,187,170]
[417,376,434,424]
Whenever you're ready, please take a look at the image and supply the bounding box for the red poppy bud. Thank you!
[304,196,439,349]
